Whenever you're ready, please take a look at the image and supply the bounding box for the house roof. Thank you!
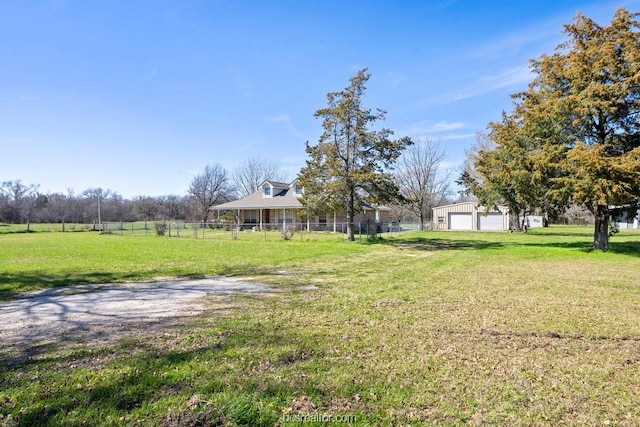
[212,178,392,212]
[433,201,508,212]
[259,180,292,189]
[212,186,303,210]
[360,201,391,212]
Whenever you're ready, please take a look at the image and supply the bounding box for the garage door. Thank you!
[449,213,472,230]
[477,212,504,230]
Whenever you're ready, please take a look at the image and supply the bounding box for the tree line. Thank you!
[0,182,190,225]
[1,138,455,229]
[0,157,289,225]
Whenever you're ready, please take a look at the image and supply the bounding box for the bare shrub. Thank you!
[281,226,295,240]
[154,221,167,236]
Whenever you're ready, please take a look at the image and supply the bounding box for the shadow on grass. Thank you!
[370,233,640,257]
[518,234,640,257]
[0,265,281,301]
[368,236,505,251]
[608,240,640,257]
[526,230,594,238]
[0,320,326,426]
[0,271,149,301]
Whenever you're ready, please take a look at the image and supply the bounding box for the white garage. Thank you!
[449,213,473,230]
[477,212,504,230]
[433,202,509,231]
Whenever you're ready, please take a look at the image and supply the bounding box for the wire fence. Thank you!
[0,220,428,239]
[96,221,425,241]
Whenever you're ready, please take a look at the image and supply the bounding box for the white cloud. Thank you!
[265,114,289,124]
[482,65,533,91]
[387,72,407,87]
[265,114,304,139]
[439,133,476,141]
[438,65,533,103]
[402,120,469,136]
[399,121,475,144]
[438,160,462,169]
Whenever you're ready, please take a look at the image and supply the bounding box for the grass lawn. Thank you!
[1,227,639,425]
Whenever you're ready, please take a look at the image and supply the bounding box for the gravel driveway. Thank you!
[0,277,269,348]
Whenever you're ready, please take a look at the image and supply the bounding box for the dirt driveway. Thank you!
[0,277,269,348]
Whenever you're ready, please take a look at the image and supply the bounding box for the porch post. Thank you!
[259,209,263,230]
[282,208,286,231]
[333,211,337,233]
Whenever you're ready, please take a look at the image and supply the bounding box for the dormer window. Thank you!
[263,185,271,197]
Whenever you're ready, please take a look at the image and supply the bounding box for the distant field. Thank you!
[0,227,369,299]
[1,227,640,425]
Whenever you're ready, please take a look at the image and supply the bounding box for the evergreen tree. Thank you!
[298,69,412,241]
[474,8,640,248]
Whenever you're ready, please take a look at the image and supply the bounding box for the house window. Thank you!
[294,185,302,195]
[278,210,294,224]
[263,186,271,196]
[318,211,327,225]
[244,210,258,224]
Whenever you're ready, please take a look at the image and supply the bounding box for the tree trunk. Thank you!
[593,205,610,251]
[346,191,355,241]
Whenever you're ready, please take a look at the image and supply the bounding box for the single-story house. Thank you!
[211,179,391,231]
[432,202,510,231]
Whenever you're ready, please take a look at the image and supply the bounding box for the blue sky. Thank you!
[2,0,638,198]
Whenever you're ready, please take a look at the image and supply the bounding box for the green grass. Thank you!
[0,231,367,299]
[1,227,640,426]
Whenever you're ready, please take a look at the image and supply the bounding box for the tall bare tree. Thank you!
[0,180,39,224]
[395,139,453,229]
[232,157,287,197]
[188,164,233,223]
[457,132,495,197]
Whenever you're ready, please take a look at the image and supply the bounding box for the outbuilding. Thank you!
[433,202,510,231]
[519,215,545,229]
[612,207,640,229]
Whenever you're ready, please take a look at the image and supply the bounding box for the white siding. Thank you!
[433,202,509,231]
